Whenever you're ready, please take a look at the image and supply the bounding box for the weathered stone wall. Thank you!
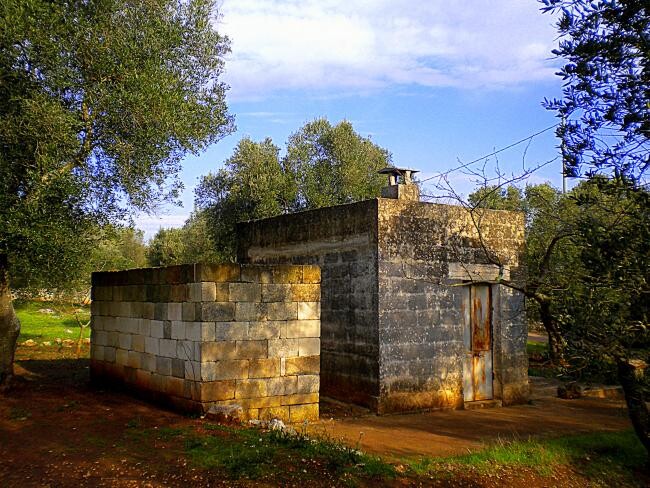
[376,199,528,413]
[237,200,381,409]
[90,263,320,423]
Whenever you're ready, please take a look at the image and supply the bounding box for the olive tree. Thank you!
[0,0,233,388]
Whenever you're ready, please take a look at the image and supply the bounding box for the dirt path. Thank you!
[313,395,630,459]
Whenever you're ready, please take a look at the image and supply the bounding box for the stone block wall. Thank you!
[237,200,381,409]
[90,263,321,423]
[377,199,528,412]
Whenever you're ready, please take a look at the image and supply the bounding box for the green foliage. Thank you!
[195,119,392,261]
[14,300,90,343]
[541,0,648,181]
[0,0,233,287]
[147,211,221,266]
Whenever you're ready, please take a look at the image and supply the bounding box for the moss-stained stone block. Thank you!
[201,302,235,322]
[235,378,268,399]
[235,340,267,359]
[215,322,249,341]
[289,404,319,423]
[259,406,290,422]
[248,321,282,339]
[302,266,321,284]
[201,341,237,361]
[271,265,303,284]
[234,302,264,321]
[202,360,249,381]
[285,356,320,375]
[261,284,292,302]
[198,263,240,283]
[200,380,236,401]
[266,302,298,321]
[290,284,320,302]
[229,283,262,303]
[248,358,281,378]
[297,374,320,394]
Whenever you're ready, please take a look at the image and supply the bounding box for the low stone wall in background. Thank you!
[90,263,321,423]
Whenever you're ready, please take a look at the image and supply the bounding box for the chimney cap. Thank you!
[378,167,419,176]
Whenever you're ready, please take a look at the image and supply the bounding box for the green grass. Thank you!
[527,340,548,356]
[14,299,90,343]
[185,423,396,481]
[408,430,646,483]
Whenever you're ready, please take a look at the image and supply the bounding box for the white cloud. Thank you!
[134,214,189,241]
[217,0,559,99]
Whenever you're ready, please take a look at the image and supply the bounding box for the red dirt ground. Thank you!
[0,346,642,487]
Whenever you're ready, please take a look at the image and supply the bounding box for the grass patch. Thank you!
[527,340,548,356]
[185,423,396,482]
[14,300,90,343]
[408,430,646,483]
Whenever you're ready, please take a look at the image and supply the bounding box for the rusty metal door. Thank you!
[462,284,493,402]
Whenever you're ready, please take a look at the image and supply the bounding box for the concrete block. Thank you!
[266,302,297,321]
[150,320,164,339]
[118,333,131,350]
[163,320,172,339]
[163,375,185,398]
[159,339,177,358]
[261,284,292,302]
[185,322,201,341]
[106,332,119,348]
[302,266,321,284]
[285,356,320,375]
[104,346,116,362]
[131,335,145,353]
[188,283,202,302]
[289,404,319,423]
[201,322,216,342]
[156,356,172,376]
[184,361,200,381]
[201,341,237,361]
[297,302,320,320]
[202,360,249,381]
[202,302,235,322]
[171,321,186,340]
[154,303,167,321]
[284,320,320,339]
[241,266,272,284]
[182,302,196,321]
[92,345,104,362]
[200,380,236,401]
[215,283,230,302]
[229,283,261,303]
[248,321,282,339]
[139,319,151,337]
[200,282,216,301]
[168,303,183,321]
[290,284,320,302]
[176,340,196,361]
[170,284,188,302]
[297,374,320,394]
[249,358,281,378]
[298,338,320,356]
[127,351,142,369]
[235,340,268,359]
[268,338,299,358]
[172,358,185,378]
[142,302,155,320]
[116,348,128,365]
[215,322,248,341]
[93,330,108,346]
[142,353,156,372]
[281,393,319,406]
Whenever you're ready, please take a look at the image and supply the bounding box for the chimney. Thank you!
[378,167,420,201]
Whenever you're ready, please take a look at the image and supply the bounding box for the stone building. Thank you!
[237,168,528,414]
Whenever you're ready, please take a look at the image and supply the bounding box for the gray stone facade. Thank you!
[237,197,528,414]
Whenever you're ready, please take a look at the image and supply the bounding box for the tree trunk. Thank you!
[538,298,565,366]
[0,254,20,391]
[617,358,650,461]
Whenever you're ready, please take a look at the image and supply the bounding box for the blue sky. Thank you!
[136,0,565,238]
